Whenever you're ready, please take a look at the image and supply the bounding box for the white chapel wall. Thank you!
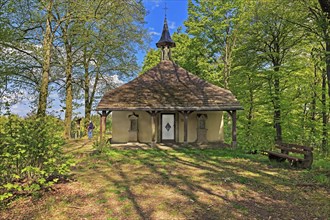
[112,110,224,143]
[177,111,224,143]
[112,111,153,143]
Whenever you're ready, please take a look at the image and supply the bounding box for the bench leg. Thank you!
[289,160,299,167]
[301,160,312,169]
[288,160,312,169]
[269,154,286,162]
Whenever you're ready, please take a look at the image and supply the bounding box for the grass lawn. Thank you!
[1,139,329,220]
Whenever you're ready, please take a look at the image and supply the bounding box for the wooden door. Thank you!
[161,114,175,142]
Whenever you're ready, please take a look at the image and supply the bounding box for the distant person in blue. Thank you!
[87,121,95,139]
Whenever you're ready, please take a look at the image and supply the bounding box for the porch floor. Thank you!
[110,142,230,150]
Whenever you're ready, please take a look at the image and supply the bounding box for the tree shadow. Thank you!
[71,147,329,219]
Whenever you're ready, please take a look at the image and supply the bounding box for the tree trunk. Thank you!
[85,70,100,126]
[321,70,328,152]
[37,0,53,117]
[223,42,230,89]
[310,64,318,142]
[83,50,91,128]
[273,67,282,144]
[83,48,100,129]
[222,28,235,90]
[318,0,330,99]
[326,41,330,100]
[63,26,73,139]
[247,75,254,138]
[316,1,329,153]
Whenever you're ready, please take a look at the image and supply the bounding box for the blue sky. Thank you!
[144,0,188,42]
[9,0,189,117]
[139,0,188,63]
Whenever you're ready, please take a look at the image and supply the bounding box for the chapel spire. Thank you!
[156,17,176,61]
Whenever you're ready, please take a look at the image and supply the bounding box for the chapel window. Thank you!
[129,113,139,131]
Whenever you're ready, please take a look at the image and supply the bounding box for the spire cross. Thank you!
[163,3,168,18]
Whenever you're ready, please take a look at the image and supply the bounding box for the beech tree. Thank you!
[1,0,147,138]
[295,0,330,151]
[141,0,329,153]
[185,0,244,89]
[73,0,146,128]
[318,0,330,98]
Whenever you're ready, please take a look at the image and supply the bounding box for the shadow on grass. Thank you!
[37,145,328,220]
[87,146,329,219]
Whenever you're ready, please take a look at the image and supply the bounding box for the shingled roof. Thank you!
[156,18,176,48]
[96,60,243,111]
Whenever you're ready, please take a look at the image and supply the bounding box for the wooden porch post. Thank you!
[180,111,192,145]
[183,112,189,144]
[99,112,103,140]
[99,110,111,142]
[148,111,158,146]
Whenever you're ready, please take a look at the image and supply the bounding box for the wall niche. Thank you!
[197,114,208,143]
[128,113,139,142]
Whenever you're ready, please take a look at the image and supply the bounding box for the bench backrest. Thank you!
[277,143,313,152]
[275,143,313,162]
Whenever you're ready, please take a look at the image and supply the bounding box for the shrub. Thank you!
[0,115,72,202]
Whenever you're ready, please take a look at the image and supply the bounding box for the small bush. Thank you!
[0,115,73,202]
[92,140,110,154]
[314,174,330,185]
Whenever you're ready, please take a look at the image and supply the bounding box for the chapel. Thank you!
[96,18,243,147]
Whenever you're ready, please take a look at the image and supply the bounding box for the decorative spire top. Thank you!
[156,18,176,49]
[156,16,176,60]
[164,3,168,19]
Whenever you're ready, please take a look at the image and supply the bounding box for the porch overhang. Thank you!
[95,106,243,112]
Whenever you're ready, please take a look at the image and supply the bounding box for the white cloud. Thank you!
[168,20,176,30]
[1,89,34,104]
[105,75,124,87]
[10,102,32,116]
[113,75,124,85]
[146,0,163,9]
[149,31,161,36]
[152,0,162,7]
[148,27,161,37]
[49,92,59,100]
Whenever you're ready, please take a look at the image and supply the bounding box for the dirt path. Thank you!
[1,140,329,220]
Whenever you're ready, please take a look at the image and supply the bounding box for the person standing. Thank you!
[87,121,95,139]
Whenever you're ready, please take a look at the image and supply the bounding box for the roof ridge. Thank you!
[97,61,242,111]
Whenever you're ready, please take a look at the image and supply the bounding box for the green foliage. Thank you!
[92,140,110,154]
[314,173,330,185]
[0,115,73,202]
[301,156,330,186]
[140,0,329,154]
[172,32,215,80]
[141,48,161,73]
[185,0,245,88]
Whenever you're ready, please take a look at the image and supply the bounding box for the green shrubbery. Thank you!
[0,114,73,202]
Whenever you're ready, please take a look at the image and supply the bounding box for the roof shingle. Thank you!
[96,60,243,111]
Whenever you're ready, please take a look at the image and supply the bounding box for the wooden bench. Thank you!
[264,143,313,169]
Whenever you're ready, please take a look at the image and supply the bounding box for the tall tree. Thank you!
[37,0,54,117]
[185,0,244,89]
[75,0,147,127]
[53,0,80,138]
[318,0,330,98]
[297,0,329,151]
[240,0,304,143]
[0,0,42,110]
[0,0,61,116]
[1,0,147,141]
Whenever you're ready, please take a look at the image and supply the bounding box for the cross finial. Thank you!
[163,3,168,18]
